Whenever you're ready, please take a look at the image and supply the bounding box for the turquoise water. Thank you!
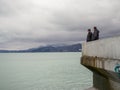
[0,52,92,90]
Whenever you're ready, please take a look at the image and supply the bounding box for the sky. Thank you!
[0,0,120,50]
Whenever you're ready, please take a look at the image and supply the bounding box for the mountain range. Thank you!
[0,43,81,53]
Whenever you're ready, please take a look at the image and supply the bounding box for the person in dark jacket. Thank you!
[86,29,92,42]
[93,26,100,40]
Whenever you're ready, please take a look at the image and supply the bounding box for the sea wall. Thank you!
[81,36,120,90]
[82,36,120,59]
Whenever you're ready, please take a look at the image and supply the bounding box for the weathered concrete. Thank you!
[81,37,120,90]
[85,87,98,90]
[82,36,120,59]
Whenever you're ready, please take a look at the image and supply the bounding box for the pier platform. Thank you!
[81,36,120,90]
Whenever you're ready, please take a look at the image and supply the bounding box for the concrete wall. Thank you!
[81,36,120,90]
[82,36,120,59]
[81,56,120,90]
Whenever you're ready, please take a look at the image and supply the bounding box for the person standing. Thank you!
[93,26,100,40]
[86,29,93,42]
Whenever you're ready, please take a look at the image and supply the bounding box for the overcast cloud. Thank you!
[0,0,120,50]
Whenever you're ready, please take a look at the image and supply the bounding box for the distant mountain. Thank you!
[26,43,82,52]
[0,43,82,53]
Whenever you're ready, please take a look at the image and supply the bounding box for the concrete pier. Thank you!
[81,36,120,90]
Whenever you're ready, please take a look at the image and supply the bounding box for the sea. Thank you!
[0,52,92,90]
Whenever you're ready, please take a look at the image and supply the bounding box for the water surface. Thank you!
[0,52,92,90]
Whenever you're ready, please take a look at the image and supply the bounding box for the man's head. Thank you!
[94,26,97,30]
[88,29,91,32]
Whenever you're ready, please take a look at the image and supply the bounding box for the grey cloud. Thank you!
[0,0,120,50]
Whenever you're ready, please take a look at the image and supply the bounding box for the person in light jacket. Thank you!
[93,26,100,40]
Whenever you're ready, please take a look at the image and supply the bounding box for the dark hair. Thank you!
[94,26,97,29]
[88,29,91,31]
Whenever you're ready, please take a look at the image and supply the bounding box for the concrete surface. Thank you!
[81,36,120,90]
[82,36,120,59]
[85,87,98,90]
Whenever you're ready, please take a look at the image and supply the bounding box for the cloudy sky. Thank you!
[0,0,120,50]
